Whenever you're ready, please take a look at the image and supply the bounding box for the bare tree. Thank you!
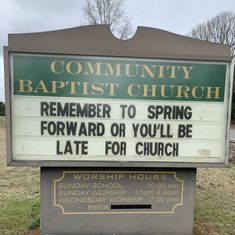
[81,0,133,39]
[0,102,5,116]
[189,11,235,55]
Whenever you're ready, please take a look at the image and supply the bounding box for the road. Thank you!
[230,128,235,142]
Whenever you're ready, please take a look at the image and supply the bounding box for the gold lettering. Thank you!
[85,62,101,75]
[51,81,66,94]
[127,84,140,96]
[125,64,139,77]
[34,80,48,93]
[181,66,193,79]
[141,65,156,78]
[18,79,33,92]
[143,85,156,97]
[158,65,165,78]
[50,60,64,74]
[129,174,136,180]
[82,82,89,95]
[66,61,82,74]
[105,83,119,96]
[160,85,174,97]
[167,66,177,78]
[66,81,76,94]
[192,86,204,98]
[206,87,221,99]
[176,86,190,98]
[91,83,104,95]
[105,63,121,76]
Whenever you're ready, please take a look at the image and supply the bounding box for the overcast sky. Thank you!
[1,0,235,101]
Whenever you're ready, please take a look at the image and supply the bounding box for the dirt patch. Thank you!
[193,220,220,235]
[28,228,41,235]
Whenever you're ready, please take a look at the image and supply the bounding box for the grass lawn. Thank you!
[0,116,5,128]
[0,127,40,235]
[0,199,40,235]
[193,165,235,235]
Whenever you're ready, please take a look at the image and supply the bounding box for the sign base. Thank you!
[41,167,196,235]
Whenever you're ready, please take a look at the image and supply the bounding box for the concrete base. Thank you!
[41,167,196,235]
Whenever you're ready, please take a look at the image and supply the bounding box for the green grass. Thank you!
[0,198,40,235]
[193,164,235,235]
[0,116,5,128]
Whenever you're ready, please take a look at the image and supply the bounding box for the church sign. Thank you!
[4,26,233,235]
[7,50,231,166]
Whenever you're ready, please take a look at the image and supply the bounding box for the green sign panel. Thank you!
[12,54,226,102]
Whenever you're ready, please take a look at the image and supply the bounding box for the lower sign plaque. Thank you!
[41,168,196,235]
[54,171,183,214]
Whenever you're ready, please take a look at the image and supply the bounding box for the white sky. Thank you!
[0,0,235,101]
